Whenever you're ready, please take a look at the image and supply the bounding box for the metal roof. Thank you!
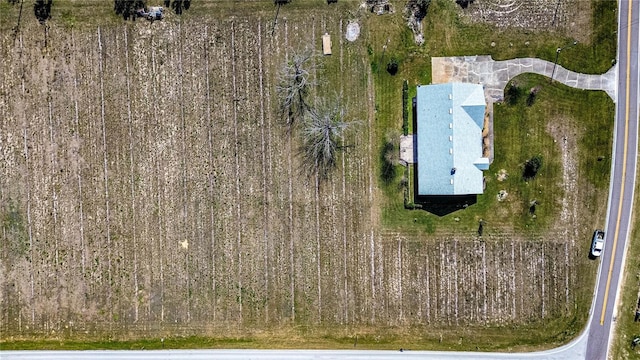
[416,83,488,195]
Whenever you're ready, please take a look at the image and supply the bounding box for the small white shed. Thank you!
[322,33,332,55]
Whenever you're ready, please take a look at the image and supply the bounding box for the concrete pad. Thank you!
[476,61,490,75]
[430,55,616,104]
[494,68,510,83]
[492,61,509,71]
[532,59,547,74]
[519,58,533,68]
[468,72,480,84]
[507,63,521,79]
[565,72,578,87]
[544,62,556,77]
[431,58,451,84]
[585,76,600,90]
[400,135,416,164]
[554,68,569,82]
[486,88,504,103]
[464,55,478,62]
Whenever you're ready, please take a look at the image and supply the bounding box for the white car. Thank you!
[591,230,605,257]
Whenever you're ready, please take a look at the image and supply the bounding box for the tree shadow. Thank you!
[380,140,397,185]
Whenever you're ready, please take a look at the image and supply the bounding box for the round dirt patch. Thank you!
[497,169,508,181]
[346,22,360,42]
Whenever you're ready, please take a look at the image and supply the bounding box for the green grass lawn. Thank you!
[366,0,615,351]
[0,321,589,351]
[368,0,615,234]
[378,74,613,234]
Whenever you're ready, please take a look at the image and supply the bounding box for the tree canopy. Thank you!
[277,49,317,129]
[301,99,356,180]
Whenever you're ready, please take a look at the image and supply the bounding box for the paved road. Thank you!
[0,342,588,360]
[585,0,640,359]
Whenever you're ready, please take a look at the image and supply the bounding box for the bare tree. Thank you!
[301,99,356,180]
[380,129,400,184]
[164,0,191,15]
[277,48,317,129]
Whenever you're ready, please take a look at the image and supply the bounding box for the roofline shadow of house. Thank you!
[411,155,477,216]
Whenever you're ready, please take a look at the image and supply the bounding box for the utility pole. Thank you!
[378,37,390,74]
[551,40,578,83]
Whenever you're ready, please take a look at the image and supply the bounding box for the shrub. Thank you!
[523,155,543,180]
[114,0,146,20]
[526,86,541,107]
[455,0,475,9]
[413,0,431,20]
[380,135,399,185]
[387,58,399,75]
[504,82,521,105]
[34,0,52,24]
[402,80,409,135]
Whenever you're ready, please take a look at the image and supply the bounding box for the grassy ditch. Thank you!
[611,181,640,359]
[0,321,589,351]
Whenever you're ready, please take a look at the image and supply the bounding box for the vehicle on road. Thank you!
[590,229,605,257]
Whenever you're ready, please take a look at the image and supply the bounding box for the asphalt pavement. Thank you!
[585,0,640,359]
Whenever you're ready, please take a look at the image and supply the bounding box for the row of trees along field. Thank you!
[4,0,192,29]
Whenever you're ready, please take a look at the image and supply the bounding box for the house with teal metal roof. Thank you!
[416,83,489,196]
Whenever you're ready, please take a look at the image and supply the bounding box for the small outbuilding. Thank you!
[322,33,332,55]
[136,6,164,21]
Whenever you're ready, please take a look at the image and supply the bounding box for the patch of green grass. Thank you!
[377,72,613,234]
[2,199,29,257]
[420,0,616,74]
[0,336,254,351]
[365,1,612,349]
[366,0,615,233]
[0,321,589,351]
[59,8,77,29]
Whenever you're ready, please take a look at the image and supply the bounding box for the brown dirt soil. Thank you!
[0,1,600,345]
[457,0,592,44]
